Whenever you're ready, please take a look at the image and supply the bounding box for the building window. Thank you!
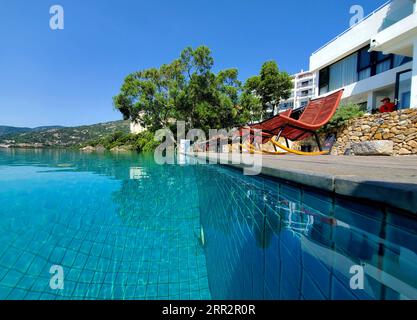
[375,51,392,74]
[357,46,394,79]
[319,44,414,96]
[393,55,413,68]
[319,68,329,95]
[328,53,358,92]
[358,46,372,81]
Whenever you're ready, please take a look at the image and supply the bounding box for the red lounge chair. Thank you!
[242,89,344,156]
[238,109,292,154]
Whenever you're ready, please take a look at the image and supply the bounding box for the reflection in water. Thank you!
[129,167,149,180]
[1,149,417,300]
[0,149,210,300]
[196,165,417,300]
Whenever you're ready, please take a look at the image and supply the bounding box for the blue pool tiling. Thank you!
[0,149,417,300]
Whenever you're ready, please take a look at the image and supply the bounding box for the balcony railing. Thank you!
[312,1,416,55]
[297,82,314,89]
[379,0,415,31]
[312,1,392,55]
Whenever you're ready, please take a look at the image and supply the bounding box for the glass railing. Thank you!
[379,0,415,31]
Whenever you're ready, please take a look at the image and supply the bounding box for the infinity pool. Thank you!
[0,149,416,300]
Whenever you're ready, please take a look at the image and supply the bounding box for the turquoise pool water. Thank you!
[0,149,416,300]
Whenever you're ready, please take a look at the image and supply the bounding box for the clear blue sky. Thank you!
[0,0,387,127]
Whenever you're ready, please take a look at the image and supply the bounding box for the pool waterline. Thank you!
[0,149,416,300]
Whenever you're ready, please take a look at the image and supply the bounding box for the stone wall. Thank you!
[331,109,417,155]
[225,109,417,156]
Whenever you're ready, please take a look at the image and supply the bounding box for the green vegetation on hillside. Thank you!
[0,121,130,148]
[83,131,159,153]
[0,126,31,137]
[0,125,65,137]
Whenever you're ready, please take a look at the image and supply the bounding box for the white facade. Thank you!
[130,121,146,134]
[310,0,417,112]
[278,70,316,112]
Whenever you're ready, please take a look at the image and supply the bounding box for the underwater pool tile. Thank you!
[302,190,334,216]
[112,286,125,299]
[0,247,21,267]
[7,288,29,300]
[281,184,302,202]
[331,276,357,300]
[146,284,158,297]
[123,285,137,299]
[78,269,95,284]
[302,271,326,300]
[61,249,77,266]
[280,278,301,300]
[301,250,331,298]
[84,256,99,271]
[135,285,146,297]
[179,292,190,300]
[17,275,37,290]
[13,252,36,274]
[98,284,114,298]
[2,152,417,300]
[24,291,42,300]
[66,269,82,282]
[72,253,88,270]
[1,269,23,287]
[158,283,169,296]
[96,258,111,273]
[386,224,417,255]
[125,273,138,286]
[49,247,67,266]
[91,271,105,284]
[0,285,13,299]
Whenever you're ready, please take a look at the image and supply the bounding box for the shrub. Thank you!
[321,103,365,132]
[80,130,159,153]
[133,131,160,153]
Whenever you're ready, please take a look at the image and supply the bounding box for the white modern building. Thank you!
[130,121,146,134]
[279,70,316,112]
[310,0,417,112]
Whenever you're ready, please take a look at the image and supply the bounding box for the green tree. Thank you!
[175,46,245,132]
[113,63,183,133]
[243,61,293,118]
[114,46,249,134]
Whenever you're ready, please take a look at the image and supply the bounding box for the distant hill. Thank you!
[0,125,65,137]
[0,126,31,136]
[0,121,130,148]
[31,125,66,132]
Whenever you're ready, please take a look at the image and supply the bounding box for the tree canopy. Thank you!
[114,46,292,133]
[243,61,293,118]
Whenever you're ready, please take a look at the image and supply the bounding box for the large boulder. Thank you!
[95,145,106,153]
[350,140,394,156]
[110,145,133,153]
[80,145,106,152]
[80,146,95,152]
